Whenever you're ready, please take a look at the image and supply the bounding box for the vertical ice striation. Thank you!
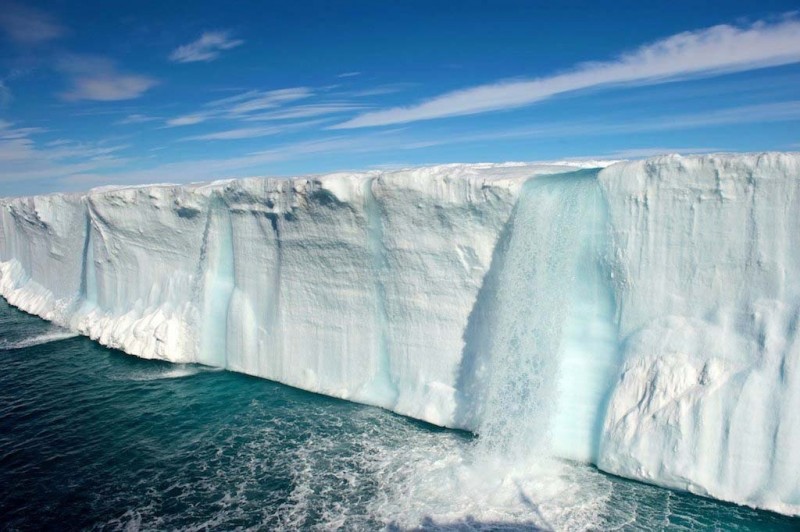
[74,187,208,360]
[359,176,399,406]
[0,193,88,320]
[1,155,799,515]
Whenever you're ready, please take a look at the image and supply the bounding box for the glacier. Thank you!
[1,153,799,516]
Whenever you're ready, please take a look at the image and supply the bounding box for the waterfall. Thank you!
[476,169,618,462]
[197,196,235,367]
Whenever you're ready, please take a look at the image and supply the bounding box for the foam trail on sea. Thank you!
[0,329,78,350]
[119,364,207,381]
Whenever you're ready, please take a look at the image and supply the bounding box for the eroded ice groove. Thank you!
[1,155,800,516]
[71,188,208,361]
[359,176,399,406]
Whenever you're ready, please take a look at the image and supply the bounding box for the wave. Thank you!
[0,330,79,350]
[119,365,217,381]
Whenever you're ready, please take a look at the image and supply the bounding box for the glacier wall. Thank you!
[1,154,798,515]
[598,155,800,515]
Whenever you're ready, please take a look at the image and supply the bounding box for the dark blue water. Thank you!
[1,298,798,531]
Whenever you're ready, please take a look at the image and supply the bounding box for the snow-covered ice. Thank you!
[1,154,798,515]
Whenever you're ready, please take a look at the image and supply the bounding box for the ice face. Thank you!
[597,154,800,516]
[1,154,798,516]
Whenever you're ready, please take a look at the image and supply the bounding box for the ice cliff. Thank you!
[1,154,798,515]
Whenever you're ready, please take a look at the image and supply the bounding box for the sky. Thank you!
[0,0,799,196]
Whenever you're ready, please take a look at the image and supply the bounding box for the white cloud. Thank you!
[57,54,158,101]
[64,76,158,101]
[334,16,800,129]
[8,96,798,194]
[244,103,368,121]
[182,126,287,141]
[652,100,800,130]
[164,87,312,126]
[166,114,209,127]
[180,119,325,141]
[0,120,45,141]
[60,136,378,189]
[337,72,361,78]
[0,80,11,107]
[223,88,313,114]
[342,83,414,98]
[0,2,64,45]
[0,122,128,192]
[49,98,800,192]
[38,140,128,160]
[116,114,161,125]
[169,31,244,63]
[394,100,800,150]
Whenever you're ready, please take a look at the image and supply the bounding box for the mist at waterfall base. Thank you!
[1,300,796,530]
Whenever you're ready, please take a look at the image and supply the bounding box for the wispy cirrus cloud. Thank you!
[62,136,380,189]
[338,83,415,98]
[0,1,64,45]
[216,88,313,114]
[0,121,129,191]
[651,100,800,131]
[397,100,800,150]
[116,114,161,125]
[0,121,128,162]
[57,54,158,101]
[334,16,800,129]
[180,119,325,141]
[0,80,11,107]
[169,31,244,63]
[53,97,800,193]
[0,119,45,143]
[38,139,129,160]
[244,103,369,121]
[182,126,288,141]
[165,114,208,127]
[165,87,312,126]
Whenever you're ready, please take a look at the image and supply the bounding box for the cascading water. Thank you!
[476,169,619,463]
[357,171,625,528]
[196,195,235,368]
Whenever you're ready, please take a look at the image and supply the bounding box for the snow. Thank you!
[1,154,799,516]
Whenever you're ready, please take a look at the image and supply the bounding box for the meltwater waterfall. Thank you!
[196,195,235,368]
[475,170,619,463]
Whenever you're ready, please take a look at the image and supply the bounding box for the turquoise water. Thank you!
[1,298,798,531]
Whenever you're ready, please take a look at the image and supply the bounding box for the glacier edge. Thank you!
[1,154,799,516]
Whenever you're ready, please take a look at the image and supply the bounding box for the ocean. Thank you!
[1,298,797,531]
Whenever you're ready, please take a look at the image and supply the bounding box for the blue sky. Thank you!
[0,0,799,196]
